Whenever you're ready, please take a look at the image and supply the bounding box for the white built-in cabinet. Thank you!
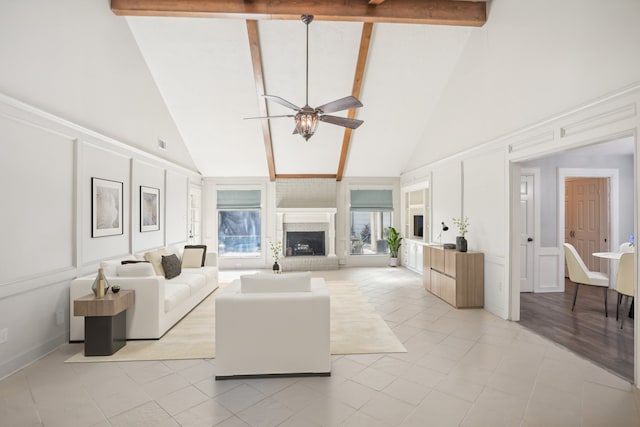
[401,186,429,273]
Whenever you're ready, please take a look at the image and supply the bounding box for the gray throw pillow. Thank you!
[161,254,182,280]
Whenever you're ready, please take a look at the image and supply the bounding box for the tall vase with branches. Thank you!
[269,240,282,273]
[452,216,469,252]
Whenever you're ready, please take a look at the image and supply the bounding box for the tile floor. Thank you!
[1,267,640,426]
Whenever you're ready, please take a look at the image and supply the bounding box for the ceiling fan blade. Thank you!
[319,115,364,129]
[244,114,295,120]
[316,96,363,114]
[263,95,301,111]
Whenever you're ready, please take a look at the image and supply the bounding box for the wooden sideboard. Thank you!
[423,245,484,308]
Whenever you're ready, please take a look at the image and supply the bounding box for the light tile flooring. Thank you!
[2,267,640,426]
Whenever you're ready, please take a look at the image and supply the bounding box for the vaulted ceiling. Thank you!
[114,0,487,179]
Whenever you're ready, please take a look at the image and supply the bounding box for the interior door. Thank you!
[520,175,534,292]
[565,178,609,273]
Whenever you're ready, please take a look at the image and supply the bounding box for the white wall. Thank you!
[407,0,640,169]
[0,95,200,380]
[0,0,197,172]
[431,164,462,244]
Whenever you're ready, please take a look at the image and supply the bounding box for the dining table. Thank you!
[592,251,629,260]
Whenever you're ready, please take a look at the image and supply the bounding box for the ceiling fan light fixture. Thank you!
[294,109,319,141]
[244,14,363,140]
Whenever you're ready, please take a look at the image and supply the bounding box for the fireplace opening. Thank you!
[285,231,325,257]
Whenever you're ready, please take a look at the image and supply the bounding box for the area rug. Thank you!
[65,280,406,363]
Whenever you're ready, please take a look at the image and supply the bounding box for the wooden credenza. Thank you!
[423,245,484,308]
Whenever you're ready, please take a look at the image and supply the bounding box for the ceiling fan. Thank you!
[246,15,364,141]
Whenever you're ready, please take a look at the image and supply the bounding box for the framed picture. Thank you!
[140,185,160,232]
[91,177,123,238]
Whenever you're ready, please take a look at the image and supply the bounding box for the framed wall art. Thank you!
[140,185,160,232]
[92,177,123,237]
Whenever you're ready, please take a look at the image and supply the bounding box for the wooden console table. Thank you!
[74,290,135,356]
[423,245,484,308]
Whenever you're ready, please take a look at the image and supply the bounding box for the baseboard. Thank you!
[216,371,331,381]
[0,332,67,381]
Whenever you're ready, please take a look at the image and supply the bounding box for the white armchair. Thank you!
[215,272,330,379]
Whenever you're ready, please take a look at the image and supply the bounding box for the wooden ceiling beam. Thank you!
[336,22,373,181]
[369,0,387,4]
[246,20,276,181]
[112,0,486,27]
[276,174,338,179]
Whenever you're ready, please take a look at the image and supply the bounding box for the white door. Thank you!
[520,175,534,292]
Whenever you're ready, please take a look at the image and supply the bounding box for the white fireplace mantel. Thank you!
[276,207,337,258]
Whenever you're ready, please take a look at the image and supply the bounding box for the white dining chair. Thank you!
[563,243,610,316]
[616,252,634,329]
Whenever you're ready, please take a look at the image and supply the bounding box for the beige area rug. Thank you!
[65,281,406,363]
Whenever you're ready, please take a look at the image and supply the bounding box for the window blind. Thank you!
[216,190,261,209]
[350,189,393,212]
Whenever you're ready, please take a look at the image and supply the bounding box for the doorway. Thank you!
[520,171,536,293]
[515,139,635,381]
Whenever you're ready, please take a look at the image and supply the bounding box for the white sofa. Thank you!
[70,246,218,341]
[215,272,330,379]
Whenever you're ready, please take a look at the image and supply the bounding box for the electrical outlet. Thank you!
[0,328,8,344]
[56,310,64,326]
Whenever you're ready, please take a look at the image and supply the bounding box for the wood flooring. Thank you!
[520,279,634,381]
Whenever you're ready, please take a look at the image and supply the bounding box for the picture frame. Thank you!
[91,177,123,238]
[140,185,160,232]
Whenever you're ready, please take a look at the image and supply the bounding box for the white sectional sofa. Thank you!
[70,245,218,341]
[215,272,330,379]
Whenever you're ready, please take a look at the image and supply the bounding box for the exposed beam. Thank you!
[336,22,373,181]
[246,20,276,181]
[276,174,338,179]
[369,0,387,4]
[112,0,487,26]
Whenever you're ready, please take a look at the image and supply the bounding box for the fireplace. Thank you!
[276,207,338,270]
[286,231,325,257]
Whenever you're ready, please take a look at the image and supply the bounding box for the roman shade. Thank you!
[350,189,393,212]
[216,190,261,210]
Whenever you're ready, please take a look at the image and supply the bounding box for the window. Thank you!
[217,190,261,257]
[350,189,393,255]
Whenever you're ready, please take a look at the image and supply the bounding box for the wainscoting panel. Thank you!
[484,255,506,318]
[537,248,563,293]
[0,113,75,285]
[165,170,188,245]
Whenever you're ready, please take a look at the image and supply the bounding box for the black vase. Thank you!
[456,236,468,252]
[272,261,280,274]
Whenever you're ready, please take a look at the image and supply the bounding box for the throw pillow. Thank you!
[144,248,169,276]
[161,254,182,280]
[182,245,207,268]
[117,263,155,277]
